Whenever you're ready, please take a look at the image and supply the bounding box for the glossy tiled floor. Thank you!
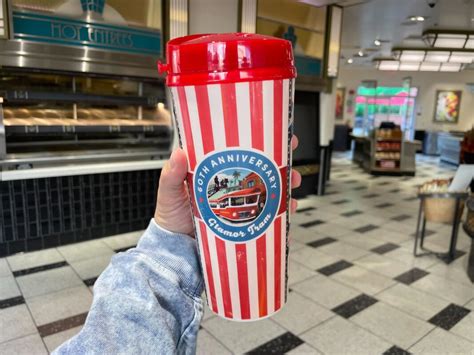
[1,154,473,354]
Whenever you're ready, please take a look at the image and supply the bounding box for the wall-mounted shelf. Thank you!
[1,90,162,108]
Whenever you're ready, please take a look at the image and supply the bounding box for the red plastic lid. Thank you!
[158,33,296,86]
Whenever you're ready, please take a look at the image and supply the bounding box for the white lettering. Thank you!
[51,23,61,38]
[62,24,78,40]
[208,218,246,238]
[247,213,272,235]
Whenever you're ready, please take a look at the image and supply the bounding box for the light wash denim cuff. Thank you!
[136,219,204,299]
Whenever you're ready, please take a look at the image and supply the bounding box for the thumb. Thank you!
[159,149,188,194]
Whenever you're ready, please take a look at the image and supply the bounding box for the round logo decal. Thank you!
[194,149,281,242]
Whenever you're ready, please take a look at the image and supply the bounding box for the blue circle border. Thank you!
[194,149,281,242]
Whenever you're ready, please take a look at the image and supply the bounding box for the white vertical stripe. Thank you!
[263,80,275,315]
[195,225,212,306]
[235,82,252,148]
[290,79,296,123]
[266,222,275,314]
[206,231,225,316]
[207,84,227,150]
[171,87,182,139]
[246,239,259,319]
[171,87,188,152]
[184,86,204,162]
[226,243,242,319]
[280,213,287,309]
[263,80,274,158]
[282,79,290,166]
[172,87,193,173]
[282,80,291,224]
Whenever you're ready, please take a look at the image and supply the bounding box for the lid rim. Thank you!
[164,67,297,86]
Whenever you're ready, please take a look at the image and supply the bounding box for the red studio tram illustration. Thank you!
[207,169,267,224]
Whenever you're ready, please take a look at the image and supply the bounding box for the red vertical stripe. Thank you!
[273,79,283,166]
[274,217,282,310]
[194,85,215,154]
[249,81,264,150]
[221,83,240,147]
[256,235,267,317]
[278,166,288,215]
[177,87,197,170]
[215,238,233,318]
[235,244,251,319]
[186,173,200,218]
[199,222,218,313]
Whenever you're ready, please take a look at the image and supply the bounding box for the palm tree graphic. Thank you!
[232,170,241,183]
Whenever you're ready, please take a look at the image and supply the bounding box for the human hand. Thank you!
[154,136,302,236]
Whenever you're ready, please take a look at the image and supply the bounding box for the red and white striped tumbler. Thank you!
[158,33,296,321]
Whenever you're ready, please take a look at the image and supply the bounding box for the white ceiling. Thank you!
[340,0,474,66]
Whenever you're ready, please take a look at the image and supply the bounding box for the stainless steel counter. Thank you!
[0,159,166,181]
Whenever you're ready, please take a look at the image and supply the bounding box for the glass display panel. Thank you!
[12,0,162,30]
[355,84,418,138]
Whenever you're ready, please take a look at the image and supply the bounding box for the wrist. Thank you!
[136,219,203,298]
[153,212,195,237]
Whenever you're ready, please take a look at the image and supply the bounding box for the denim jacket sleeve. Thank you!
[53,219,204,355]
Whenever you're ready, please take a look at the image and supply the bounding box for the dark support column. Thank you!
[467,239,474,283]
[325,141,333,182]
[318,144,332,196]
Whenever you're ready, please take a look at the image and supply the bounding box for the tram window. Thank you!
[246,195,258,204]
[231,197,245,206]
[210,203,217,208]
[220,200,229,208]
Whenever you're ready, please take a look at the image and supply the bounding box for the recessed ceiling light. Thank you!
[408,15,425,22]
[347,58,354,64]
[399,62,420,71]
[399,50,426,62]
[419,62,441,71]
[374,39,381,46]
[440,63,462,72]
[377,60,399,71]
[358,51,364,57]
